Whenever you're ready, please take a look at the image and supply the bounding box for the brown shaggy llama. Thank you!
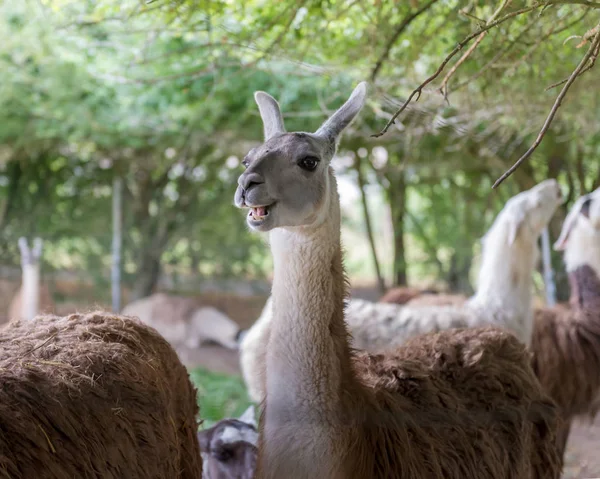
[233,81,561,478]
[0,312,203,478]
[531,188,600,457]
[198,406,257,479]
[378,286,470,307]
[378,286,436,304]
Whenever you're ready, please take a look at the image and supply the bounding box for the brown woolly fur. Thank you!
[258,326,562,479]
[378,287,467,307]
[379,287,427,305]
[405,292,468,307]
[0,311,203,479]
[531,264,600,456]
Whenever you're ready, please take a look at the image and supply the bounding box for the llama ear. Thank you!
[197,429,212,453]
[315,81,368,143]
[238,405,256,427]
[254,91,286,141]
[32,238,43,259]
[507,210,526,245]
[554,194,589,251]
[18,237,29,256]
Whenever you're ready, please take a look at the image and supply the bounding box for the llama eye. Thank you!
[298,156,319,171]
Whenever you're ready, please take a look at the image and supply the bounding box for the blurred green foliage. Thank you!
[2,0,600,299]
[189,367,252,429]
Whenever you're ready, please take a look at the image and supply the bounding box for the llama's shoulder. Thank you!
[347,326,561,478]
[532,302,600,418]
[354,327,536,398]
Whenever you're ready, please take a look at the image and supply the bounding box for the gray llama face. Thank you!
[554,187,600,250]
[500,179,562,245]
[234,82,367,232]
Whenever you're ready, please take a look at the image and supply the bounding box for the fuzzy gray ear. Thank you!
[32,237,43,259]
[18,237,29,256]
[238,405,256,427]
[254,91,286,141]
[507,210,526,245]
[554,194,589,251]
[315,81,367,143]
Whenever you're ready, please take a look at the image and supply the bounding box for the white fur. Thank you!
[560,188,600,275]
[121,293,241,350]
[21,263,40,322]
[219,426,259,446]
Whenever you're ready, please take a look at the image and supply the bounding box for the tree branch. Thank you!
[492,25,600,188]
[372,3,545,138]
[371,0,439,82]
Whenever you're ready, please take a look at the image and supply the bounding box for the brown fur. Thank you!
[0,311,203,478]
[258,325,562,479]
[6,283,55,324]
[405,292,468,307]
[378,287,428,305]
[531,264,600,458]
[379,287,468,308]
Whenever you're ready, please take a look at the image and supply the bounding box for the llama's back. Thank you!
[0,312,202,479]
[345,298,472,352]
[349,327,561,479]
[532,303,600,420]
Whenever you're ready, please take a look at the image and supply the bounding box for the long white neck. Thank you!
[260,171,353,477]
[21,263,40,321]
[470,221,538,315]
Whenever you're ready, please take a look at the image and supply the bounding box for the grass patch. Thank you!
[189,366,253,429]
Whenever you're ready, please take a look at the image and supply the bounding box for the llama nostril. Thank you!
[242,173,264,191]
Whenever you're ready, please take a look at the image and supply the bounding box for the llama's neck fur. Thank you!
[261,170,354,477]
[468,216,538,333]
[564,220,600,310]
[21,263,40,321]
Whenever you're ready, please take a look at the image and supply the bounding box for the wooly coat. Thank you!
[0,312,203,478]
[122,292,243,350]
[235,82,561,479]
[531,188,600,457]
[198,407,257,479]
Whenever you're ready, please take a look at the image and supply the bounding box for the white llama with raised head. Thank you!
[233,81,561,478]
[8,237,54,322]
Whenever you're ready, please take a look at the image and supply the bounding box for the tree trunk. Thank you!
[131,247,162,300]
[386,169,408,286]
[355,156,385,294]
[111,176,123,312]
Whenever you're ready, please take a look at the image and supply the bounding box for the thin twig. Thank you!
[453,15,540,92]
[439,32,487,100]
[544,37,600,89]
[372,3,544,138]
[440,0,512,98]
[371,0,440,81]
[492,26,600,188]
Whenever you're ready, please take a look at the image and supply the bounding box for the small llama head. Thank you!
[491,179,563,246]
[197,406,258,479]
[554,187,600,273]
[233,82,367,232]
[18,237,43,267]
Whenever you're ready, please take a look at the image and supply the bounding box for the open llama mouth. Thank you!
[249,205,270,221]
